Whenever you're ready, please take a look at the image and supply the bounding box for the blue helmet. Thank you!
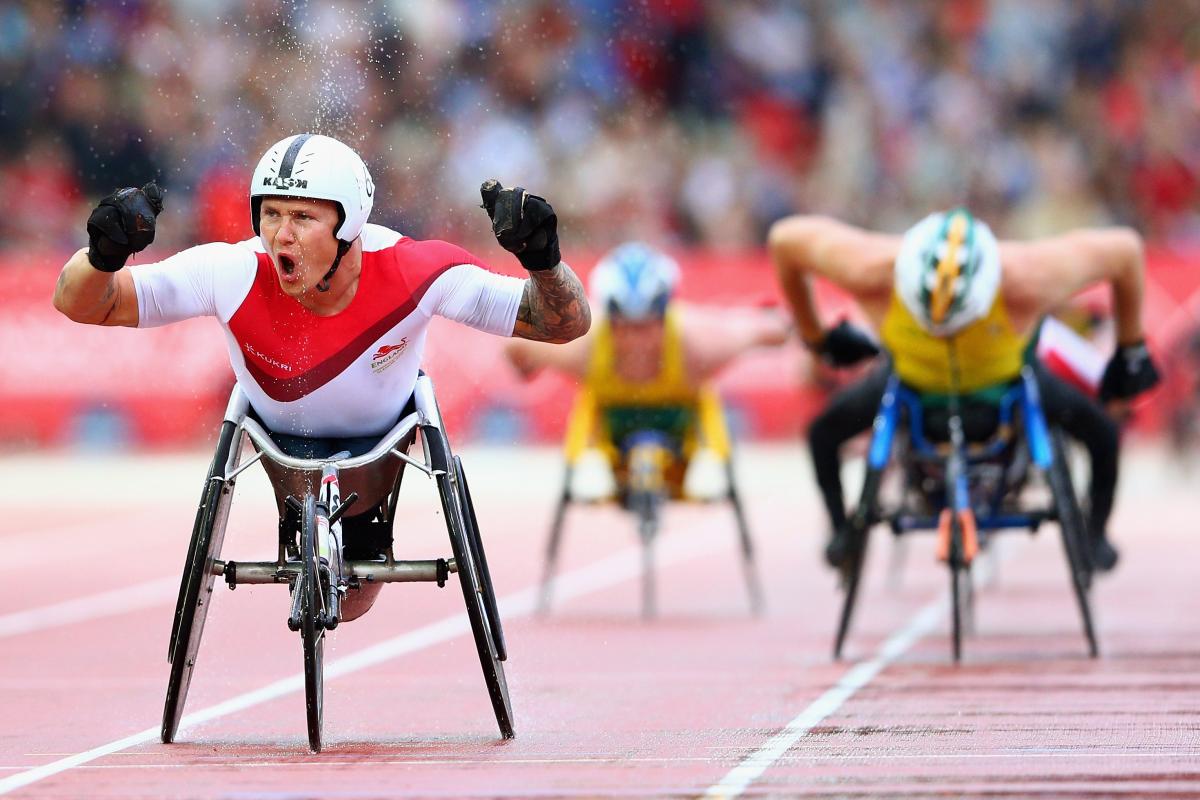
[589,242,680,320]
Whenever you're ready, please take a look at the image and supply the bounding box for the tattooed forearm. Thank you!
[52,248,135,326]
[513,263,592,342]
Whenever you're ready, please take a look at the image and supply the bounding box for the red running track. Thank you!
[0,445,1198,798]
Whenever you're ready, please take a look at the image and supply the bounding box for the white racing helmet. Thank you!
[895,209,1001,337]
[590,242,680,320]
[249,133,374,290]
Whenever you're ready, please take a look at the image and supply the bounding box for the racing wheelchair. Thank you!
[161,373,511,752]
[833,365,1098,662]
[537,386,763,617]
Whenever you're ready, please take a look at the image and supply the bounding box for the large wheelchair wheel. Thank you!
[537,469,572,614]
[299,494,325,752]
[727,462,765,616]
[1047,430,1099,657]
[162,420,239,744]
[833,465,884,660]
[427,428,514,739]
[453,455,506,662]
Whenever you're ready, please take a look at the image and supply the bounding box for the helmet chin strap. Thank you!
[315,240,352,293]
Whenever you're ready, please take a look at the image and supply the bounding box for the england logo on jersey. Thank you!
[370,338,408,373]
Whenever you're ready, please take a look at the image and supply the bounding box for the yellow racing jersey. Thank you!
[586,308,697,408]
[880,290,1029,395]
[565,308,731,464]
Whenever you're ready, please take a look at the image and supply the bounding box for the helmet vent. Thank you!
[278,133,313,179]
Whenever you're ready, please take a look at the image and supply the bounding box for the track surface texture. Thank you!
[1,443,1197,799]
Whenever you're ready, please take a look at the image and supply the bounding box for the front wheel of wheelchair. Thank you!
[949,558,972,663]
[1048,431,1099,658]
[428,429,514,739]
[634,494,660,620]
[299,494,326,752]
[162,419,239,744]
[946,514,977,662]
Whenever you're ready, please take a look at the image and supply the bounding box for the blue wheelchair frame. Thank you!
[868,367,1052,533]
[834,365,1097,661]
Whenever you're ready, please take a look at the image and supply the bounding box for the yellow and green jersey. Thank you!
[880,290,1030,399]
[563,307,731,464]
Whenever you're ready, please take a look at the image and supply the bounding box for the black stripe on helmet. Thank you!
[278,133,313,179]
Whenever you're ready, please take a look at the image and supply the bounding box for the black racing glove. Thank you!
[86,182,164,272]
[814,320,881,367]
[479,179,560,271]
[1098,340,1161,402]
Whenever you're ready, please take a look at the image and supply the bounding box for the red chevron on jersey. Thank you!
[229,239,482,402]
[130,225,523,437]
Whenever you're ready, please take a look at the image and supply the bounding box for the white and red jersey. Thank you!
[131,224,524,437]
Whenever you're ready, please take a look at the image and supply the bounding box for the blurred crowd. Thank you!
[2,0,1199,260]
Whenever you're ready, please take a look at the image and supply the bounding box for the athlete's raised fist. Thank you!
[86,182,165,272]
[479,179,560,271]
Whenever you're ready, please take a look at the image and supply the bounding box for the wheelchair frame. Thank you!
[833,365,1097,661]
[161,373,511,752]
[537,390,763,618]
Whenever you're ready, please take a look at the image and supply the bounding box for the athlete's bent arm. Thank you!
[767,215,896,345]
[54,183,164,327]
[478,180,590,343]
[53,247,140,327]
[681,306,791,382]
[505,329,592,379]
[1004,228,1148,345]
[512,264,591,343]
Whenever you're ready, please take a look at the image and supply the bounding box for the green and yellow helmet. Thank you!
[894,209,1001,337]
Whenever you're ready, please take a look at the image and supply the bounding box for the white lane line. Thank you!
[701,599,945,799]
[702,547,1010,800]
[0,512,180,574]
[0,530,728,796]
[0,577,178,639]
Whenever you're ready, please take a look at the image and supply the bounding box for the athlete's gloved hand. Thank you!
[86,182,164,272]
[1098,340,1161,402]
[813,320,880,367]
[479,179,560,271]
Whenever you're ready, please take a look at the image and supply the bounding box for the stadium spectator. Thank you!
[2,1,1198,258]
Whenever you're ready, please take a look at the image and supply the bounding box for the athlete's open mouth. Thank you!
[279,254,296,274]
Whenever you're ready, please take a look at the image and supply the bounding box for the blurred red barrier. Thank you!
[1,262,232,448]
[6,249,1197,449]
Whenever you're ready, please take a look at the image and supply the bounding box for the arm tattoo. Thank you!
[97,279,120,325]
[514,264,591,342]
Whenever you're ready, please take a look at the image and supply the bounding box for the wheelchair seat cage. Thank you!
[834,366,1098,662]
[537,387,764,618]
[161,373,513,752]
